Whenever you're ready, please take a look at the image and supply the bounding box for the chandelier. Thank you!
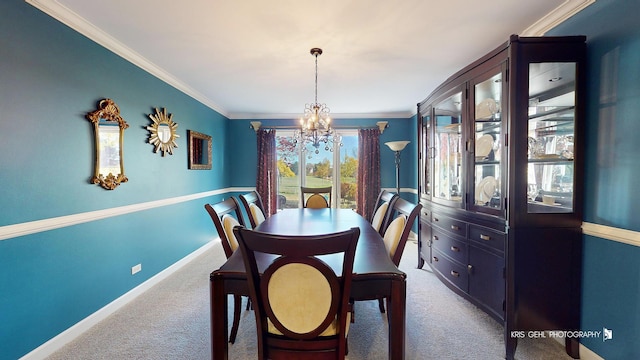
[294,48,342,155]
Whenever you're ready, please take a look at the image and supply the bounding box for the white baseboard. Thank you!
[551,335,604,360]
[579,343,605,360]
[19,240,218,360]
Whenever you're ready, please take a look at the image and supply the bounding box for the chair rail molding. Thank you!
[0,188,254,241]
[582,222,640,248]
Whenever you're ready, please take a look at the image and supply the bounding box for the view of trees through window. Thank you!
[276,130,358,209]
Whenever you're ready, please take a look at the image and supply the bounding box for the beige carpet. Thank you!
[47,240,573,360]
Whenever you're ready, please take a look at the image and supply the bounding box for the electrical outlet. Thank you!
[131,263,142,275]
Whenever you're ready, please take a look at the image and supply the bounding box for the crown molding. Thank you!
[521,0,596,36]
[25,0,229,116]
[26,0,594,119]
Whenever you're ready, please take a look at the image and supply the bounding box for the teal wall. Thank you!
[0,1,416,359]
[548,0,640,358]
[10,0,639,359]
[0,1,229,359]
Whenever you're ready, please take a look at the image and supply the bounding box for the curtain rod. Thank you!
[249,121,389,133]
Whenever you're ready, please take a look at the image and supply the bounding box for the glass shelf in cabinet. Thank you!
[527,157,573,163]
[475,159,500,165]
[528,106,574,120]
[475,115,502,122]
[476,123,501,133]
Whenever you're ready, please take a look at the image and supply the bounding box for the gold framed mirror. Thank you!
[86,99,128,190]
[188,130,212,170]
[146,107,179,156]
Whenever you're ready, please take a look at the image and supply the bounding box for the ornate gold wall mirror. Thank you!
[188,130,212,170]
[146,107,179,156]
[86,99,129,190]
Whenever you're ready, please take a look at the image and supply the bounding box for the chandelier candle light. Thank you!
[385,141,410,195]
[294,48,342,154]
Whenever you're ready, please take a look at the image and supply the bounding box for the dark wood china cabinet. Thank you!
[417,35,585,360]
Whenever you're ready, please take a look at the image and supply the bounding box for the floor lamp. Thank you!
[385,141,410,195]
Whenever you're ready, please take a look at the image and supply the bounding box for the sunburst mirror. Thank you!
[146,107,179,156]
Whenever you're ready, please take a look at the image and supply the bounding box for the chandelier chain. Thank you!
[293,48,342,156]
[314,52,318,105]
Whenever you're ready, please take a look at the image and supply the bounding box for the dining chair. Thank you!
[239,191,267,228]
[301,186,332,208]
[377,197,422,313]
[204,198,248,344]
[234,226,360,360]
[370,190,399,236]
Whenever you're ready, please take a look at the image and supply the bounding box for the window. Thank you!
[276,130,358,209]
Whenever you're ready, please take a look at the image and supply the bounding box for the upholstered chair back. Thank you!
[370,190,399,235]
[383,214,407,259]
[306,193,329,208]
[239,191,267,229]
[234,226,359,359]
[301,186,332,208]
[204,197,246,258]
[222,214,241,252]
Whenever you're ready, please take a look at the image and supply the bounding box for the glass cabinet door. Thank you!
[421,107,431,198]
[527,62,576,214]
[433,89,464,206]
[471,66,505,215]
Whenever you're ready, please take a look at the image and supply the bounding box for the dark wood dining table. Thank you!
[210,208,407,359]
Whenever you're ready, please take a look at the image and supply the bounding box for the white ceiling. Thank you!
[28,0,594,119]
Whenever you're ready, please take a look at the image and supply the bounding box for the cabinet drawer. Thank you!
[432,228,467,265]
[469,225,505,252]
[431,249,468,291]
[420,207,431,222]
[432,213,467,237]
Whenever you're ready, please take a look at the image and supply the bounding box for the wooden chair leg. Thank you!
[229,295,242,343]
[245,297,252,310]
[378,297,386,313]
[345,336,349,355]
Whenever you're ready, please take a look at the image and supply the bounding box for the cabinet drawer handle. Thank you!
[450,270,459,278]
[434,217,439,222]
[451,225,460,231]
[480,234,491,241]
[450,246,460,252]
[433,256,439,262]
[433,235,439,241]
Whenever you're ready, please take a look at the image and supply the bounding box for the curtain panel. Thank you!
[356,128,380,220]
[256,129,277,215]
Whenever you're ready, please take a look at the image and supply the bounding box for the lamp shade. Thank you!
[385,141,410,152]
